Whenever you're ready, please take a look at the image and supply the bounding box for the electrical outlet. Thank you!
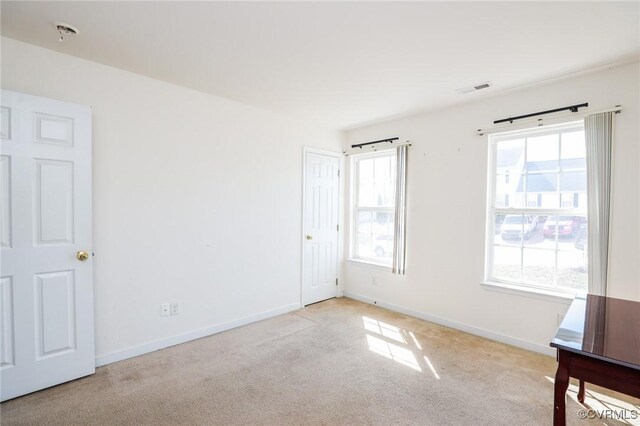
[371,276,377,285]
[161,303,170,317]
[170,302,180,316]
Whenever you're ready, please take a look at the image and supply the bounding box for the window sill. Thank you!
[481,281,577,305]
[346,258,392,271]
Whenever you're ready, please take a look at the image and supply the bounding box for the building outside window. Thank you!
[487,121,588,293]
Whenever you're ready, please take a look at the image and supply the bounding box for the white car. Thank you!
[501,215,538,240]
[374,235,394,257]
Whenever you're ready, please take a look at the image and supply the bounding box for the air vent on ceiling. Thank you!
[55,22,79,42]
[456,81,492,95]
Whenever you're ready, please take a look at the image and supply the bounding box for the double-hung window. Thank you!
[486,121,588,293]
[351,150,397,266]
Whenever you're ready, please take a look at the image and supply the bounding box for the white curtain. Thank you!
[392,145,408,275]
[584,112,614,296]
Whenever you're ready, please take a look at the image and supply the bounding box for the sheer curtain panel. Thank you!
[392,145,408,275]
[584,112,614,296]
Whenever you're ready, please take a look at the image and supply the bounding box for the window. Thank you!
[351,151,396,265]
[486,121,588,293]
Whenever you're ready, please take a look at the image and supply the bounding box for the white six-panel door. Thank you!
[303,150,340,305]
[0,90,94,401]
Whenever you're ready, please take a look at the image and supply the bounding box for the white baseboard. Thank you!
[95,303,301,367]
[343,291,555,357]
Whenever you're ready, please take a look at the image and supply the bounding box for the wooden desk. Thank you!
[550,294,640,426]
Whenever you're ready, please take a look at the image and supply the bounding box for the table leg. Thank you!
[554,350,570,426]
[578,380,585,403]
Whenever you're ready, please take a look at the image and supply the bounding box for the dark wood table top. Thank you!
[550,294,640,371]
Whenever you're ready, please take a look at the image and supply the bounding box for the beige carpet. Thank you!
[2,298,638,425]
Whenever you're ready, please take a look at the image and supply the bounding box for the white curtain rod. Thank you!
[476,105,622,136]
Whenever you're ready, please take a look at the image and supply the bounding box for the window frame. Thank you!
[484,120,588,295]
[349,149,397,267]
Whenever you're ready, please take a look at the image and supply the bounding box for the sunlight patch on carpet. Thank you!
[362,316,441,378]
[366,334,422,372]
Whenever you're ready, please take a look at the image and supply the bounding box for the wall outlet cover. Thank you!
[161,303,170,317]
[170,303,180,315]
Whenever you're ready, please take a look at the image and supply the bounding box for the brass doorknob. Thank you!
[306,234,313,240]
[76,251,90,261]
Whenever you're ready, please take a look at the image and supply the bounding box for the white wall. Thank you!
[343,62,640,355]
[1,37,343,362]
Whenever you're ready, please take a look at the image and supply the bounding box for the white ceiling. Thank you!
[2,1,639,130]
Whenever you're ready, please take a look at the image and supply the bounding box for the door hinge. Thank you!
[336,278,339,286]
[337,170,340,177]
[337,224,339,232]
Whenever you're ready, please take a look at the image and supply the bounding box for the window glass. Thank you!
[353,151,396,265]
[487,123,588,292]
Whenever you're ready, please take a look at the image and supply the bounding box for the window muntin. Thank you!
[487,122,588,292]
[352,151,396,265]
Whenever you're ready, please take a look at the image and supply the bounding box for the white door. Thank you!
[303,150,340,305]
[0,90,94,401]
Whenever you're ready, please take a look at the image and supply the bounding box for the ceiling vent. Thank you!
[55,22,79,42]
[456,81,492,95]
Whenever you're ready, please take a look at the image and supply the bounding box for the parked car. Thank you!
[501,215,538,240]
[575,225,588,272]
[543,215,584,238]
[494,214,505,235]
[374,235,393,257]
[575,225,588,251]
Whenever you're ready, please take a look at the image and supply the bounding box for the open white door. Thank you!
[302,149,340,306]
[0,90,94,401]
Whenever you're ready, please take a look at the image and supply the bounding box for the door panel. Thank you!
[35,159,75,245]
[35,270,76,357]
[303,151,340,305]
[0,276,14,368]
[0,90,94,401]
[0,107,10,139]
[0,156,11,248]
[34,113,74,146]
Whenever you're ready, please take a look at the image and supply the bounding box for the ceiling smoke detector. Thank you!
[456,81,492,95]
[55,22,79,42]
